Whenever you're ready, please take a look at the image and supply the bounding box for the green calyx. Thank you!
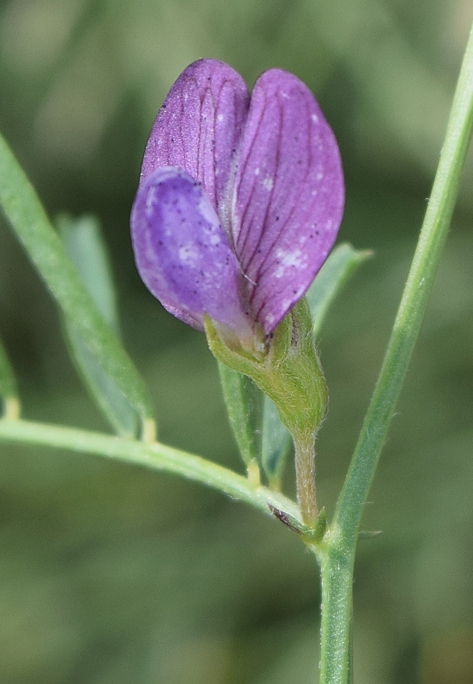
[205,298,328,526]
[206,298,327,439]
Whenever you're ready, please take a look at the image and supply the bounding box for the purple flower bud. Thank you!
[131,59,344,342]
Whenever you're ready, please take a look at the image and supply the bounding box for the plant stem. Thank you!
[0,418,301,523]
[317,546,353,684]
[317,21,473,684]
[294,431,317,526]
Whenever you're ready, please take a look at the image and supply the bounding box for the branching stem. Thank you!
[0,418,301,523]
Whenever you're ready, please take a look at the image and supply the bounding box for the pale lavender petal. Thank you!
[234,69,344,334]
[141,59,249,219]
[131,167,252,336]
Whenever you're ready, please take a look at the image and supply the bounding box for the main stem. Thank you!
[318,22,473,684]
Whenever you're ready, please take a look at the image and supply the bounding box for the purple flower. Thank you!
[131,59,344,348]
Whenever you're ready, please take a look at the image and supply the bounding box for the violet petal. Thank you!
[234,69,345,334]
[131,167,252,335]
[141,59,249,220]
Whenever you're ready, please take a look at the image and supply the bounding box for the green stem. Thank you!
[294,431,317,526]
[318,21,473,684]
[0,418,301,522]
[318,547,353,684]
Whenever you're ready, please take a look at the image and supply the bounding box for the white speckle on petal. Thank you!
[217,114,224,122]
[311,189,318,197]
[316,172,323,181]
[279,248,306,268]
[254,168,260,176]
[263,177,273,191]
[145,187,158,213]
[265,313,275,325]
[178,244,199,265]
[273,248,308,277]
[208,231,221,246]
[198,196,219,225]
[311,114,319,123]
[145,244,156,262]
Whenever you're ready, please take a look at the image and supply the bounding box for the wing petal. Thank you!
[234,69,344,334]
[131,167,251,336]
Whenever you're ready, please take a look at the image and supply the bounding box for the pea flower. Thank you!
[131,59,344,352]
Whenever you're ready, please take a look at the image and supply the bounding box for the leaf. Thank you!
[58,214,139,438]
[261,243,371,487]
[0,131,155,439]
[59,214,120,331]
[261,395,292,488]
[0,337,20,419]
[307,242,372,335]
[217,361,262,482]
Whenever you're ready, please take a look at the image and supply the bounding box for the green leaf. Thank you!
[0,337,20,419]
[217,361,262,483]
[261,395,292,488]
[58,214,139,438]
[0,131,155,440]
[307,242,372,335]
[261,243,371,487]
[58,214,120,330]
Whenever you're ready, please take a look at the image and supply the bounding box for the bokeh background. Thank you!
[1,0,473,682]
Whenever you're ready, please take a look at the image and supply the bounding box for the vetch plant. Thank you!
[1,21,473,684]
[131,59,344,525]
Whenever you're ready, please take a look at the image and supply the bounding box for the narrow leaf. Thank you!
[218,361,262,483]
[307,242,372,335]
[0,337,20,419]
[58,214,139,437]
[0,132,155,439]
[59,214,119,330]
[261,243,371,486]
[261,395,292,488]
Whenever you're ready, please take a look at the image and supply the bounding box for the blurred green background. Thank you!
[1,0,473,682]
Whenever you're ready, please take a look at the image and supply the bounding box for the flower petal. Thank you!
[234,69,344,334]
[141,59,249,220]
[131,167,252,336]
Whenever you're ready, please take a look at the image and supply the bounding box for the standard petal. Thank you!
[234,69,344,334]
[131,167,252,336]
[141,59,249,220]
